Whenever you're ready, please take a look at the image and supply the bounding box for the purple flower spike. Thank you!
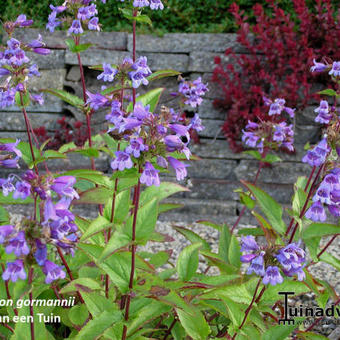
[305,201,327,222]
[97,63,118,82]
[111,151,133,171]
[51,176,79,200]
[247,254,265,276]
[5,231,30,257]
[13,181,31,200]
[0,225,15,244]
[133,0,150,7]
[310,59,327,73]
[68,20,83,35]
[240,235,259,252]
[329,61,340,77]
[140,162,160,186]
[43,260,66,284]
[263,266,283,285]
[86,91,109,110]
[15,14,33,27]
[168,157,189,181]
[2,260,26,282]
[46,11,61,33]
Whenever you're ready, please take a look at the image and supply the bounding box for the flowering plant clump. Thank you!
[0,2,340,340]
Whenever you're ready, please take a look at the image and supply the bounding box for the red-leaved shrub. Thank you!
[212,0,340,152]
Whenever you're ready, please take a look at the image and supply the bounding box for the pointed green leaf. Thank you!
[127,88,164,113]
[41,88,84,108]
[176,243,201,281]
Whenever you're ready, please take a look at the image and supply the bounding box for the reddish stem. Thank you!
[28,267,35,340]
[1,264,18,316]
[317,234,338,259]
[2,323,14,333]
[121,176,141,340]
[20,93,39,175]
[163,318,177,340]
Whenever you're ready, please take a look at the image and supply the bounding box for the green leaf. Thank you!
[127,88,164,113]
[176,243,201,281]
[244,182,286,234]
[262,154,282,164]
[262,324,297,340]
[0,206,10,224]
[319,252,340,271]
[242,150,262,161]
[139,181,189,207]
[59,278,102,294]
[176,307,210,340]
[103,189,131,223]
[15,91,30,108]
[238,228,264,236]
[65,38,92,53]
[81,292,119,318]
[228,235,241,268]
[99,231,131,261]
[302,223,340,239]
[127,301,171,336]
[318,89,337,97]
[124,198,158,242]
[173,226,210,251]
[68,304,89,326]
[77,187,112,204]
[135,14,153,26]
[147,69,181,82]
[300,332,330,339]
[74,311,122,339]
[239,192,256,210]
[159,203,183,213]
[41,89,84,108]
[80,215,113,241]
[17,140,40,167]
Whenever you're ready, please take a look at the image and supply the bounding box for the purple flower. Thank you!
[315,100,331,124]
[28,64,40,77]
[87,4,98,17]
[78,7,91,20]
[242,131,261,148]
[168,157,188,181]
[2,260,26,282]
[302,138,330,167]
[305,201,327,222]
[68,20,83,35]
[0,225,15,244]
[43,260,66,284]
[247,254,265,276]
[129,69,150,88]
[328,204,340,217]
[0,68,10,76]
[97,63,118,82]
[329,61,340,77]
[0,139,22,158]
[5,231,30,257]
[140,162,160,186]
[50,4,67,13]
[276,243,305,271]
[13,181,31,200]
[310,59,327,73]
[0,89,15,108]
[240,253,257,263]
[313,186,331,205]
[150,0,164,10]
[262,266,283,285]
[240,235,259,252]
[51,176,79,200]
[268,98,285,116]
[125,138,147,158]
[15,14,33,27]
[133,0,150,7]
[179,77,208,107]
[157,156,168,168]
[86,91,109,110]
[31,94,44,105]
[34,239,47,266]
[7,38,21,52]
[189,114,204,132]
[133,102,151,120]
[46,11,61,32]
[111,151,133,171]
[88,17,100,31]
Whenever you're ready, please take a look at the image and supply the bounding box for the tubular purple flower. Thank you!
[51,176,79,200]
[140,162,160,186]
[168,157,189,181]
[97,63,118,82]
[68,20,83,35]
[31,94,44,105]
[133,0,150,8]
[15,14,33,27]
[240,235,259,252]
[2,260,26,282]
[50,4,67,13]
[88,17,100,31]
[111,151,133,171]
[305,201,327,222]
[247,254,265,276]
[0,225,15,244]
[310,59,327,73]
[5,231,30,257]
[125,138,147,158]
[86,91,109,110]
[150,0,164,10]
[133,102,151,120]
[43,260,66,284]
[13,181,31,200]
[329,61,340,77]
[268,98,285,116]
[34,239,47,266]
[0,177,15,196]
[262,266,283,285]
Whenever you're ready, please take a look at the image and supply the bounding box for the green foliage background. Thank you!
[0,0,329,34]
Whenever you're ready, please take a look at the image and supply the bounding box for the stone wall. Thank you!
[0,29,323,225]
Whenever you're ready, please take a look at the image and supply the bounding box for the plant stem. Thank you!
[121,177,141,340]
[163,318,177,340]
[20,93,39,175]
[28,267,35,340]
[317,234,338,259]
[288,164,324,243]
[231,278,262,339]
[74,36,95,171]
[1,264,18,316]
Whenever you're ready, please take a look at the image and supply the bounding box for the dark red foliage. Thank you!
[212,0,340,152]
[34,117,88,150]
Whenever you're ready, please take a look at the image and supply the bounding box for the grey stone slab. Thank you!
[27,50,65,69]
[198,99,225,120]
[13,29,127,50]
[143,52,188,72]
[199,119,224,139]
[66,66,81,82]
[128,33,240,53]
[234,160,311,184]
[296,106,318,126]
[65,49,131,66]
[295,125,321,145]
[0,112,63,131]
[189,52,230,73]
